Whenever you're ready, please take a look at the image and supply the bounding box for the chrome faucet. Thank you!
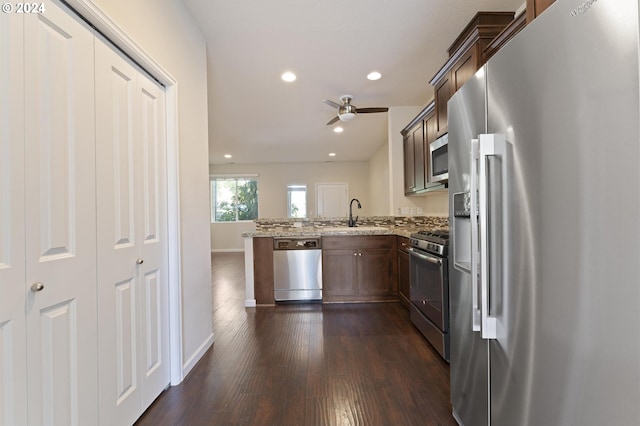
[348,198,361,227]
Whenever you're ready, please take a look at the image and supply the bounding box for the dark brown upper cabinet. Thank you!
[526,0,556,23]
[402,101,434,195]
[430,12,515,137]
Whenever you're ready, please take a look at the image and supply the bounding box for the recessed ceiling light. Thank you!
[333,127,344,133]
[281,71,296,82]
[367,71,382,81]
[224,154,232,159]
[329,153,336,157]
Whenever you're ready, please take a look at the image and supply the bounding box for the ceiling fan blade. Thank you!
[326,116,340,125]
[323,99,342,109]
[357,107,389,114]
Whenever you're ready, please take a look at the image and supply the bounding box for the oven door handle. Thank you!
[408,248,442,265]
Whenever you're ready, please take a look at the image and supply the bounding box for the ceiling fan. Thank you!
[323,94,388,125]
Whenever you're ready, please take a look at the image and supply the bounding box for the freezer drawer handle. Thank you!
[478,133,508,340]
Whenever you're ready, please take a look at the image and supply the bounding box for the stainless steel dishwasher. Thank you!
[273,237,322,302]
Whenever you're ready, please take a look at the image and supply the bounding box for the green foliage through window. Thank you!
[211,177,258,222]
[287,184,306,218]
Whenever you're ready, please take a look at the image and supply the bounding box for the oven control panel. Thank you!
[410,238,446,257]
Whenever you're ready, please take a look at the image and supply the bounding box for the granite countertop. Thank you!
[242,225,438,239]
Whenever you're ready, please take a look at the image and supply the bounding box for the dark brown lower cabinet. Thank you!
[253,237,274,305]
[322,235,397,303]
[321,249,357,297]
[397,236,410,308]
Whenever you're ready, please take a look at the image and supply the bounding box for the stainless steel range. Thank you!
[409,230,449,361]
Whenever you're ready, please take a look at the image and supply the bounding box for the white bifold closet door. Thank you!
[0,10,28,426]
[23,1,99,425]
[94,36,170,425]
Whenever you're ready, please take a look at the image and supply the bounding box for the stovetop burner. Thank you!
[411,229,449,242]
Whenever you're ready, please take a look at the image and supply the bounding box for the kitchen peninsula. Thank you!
[242,216,448,307]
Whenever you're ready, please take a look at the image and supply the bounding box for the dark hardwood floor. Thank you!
[136,253,456,426]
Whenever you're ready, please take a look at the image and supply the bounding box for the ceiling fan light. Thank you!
[338,103,356,121]
[339,112,356,122]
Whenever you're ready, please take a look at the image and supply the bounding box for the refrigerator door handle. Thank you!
[478,133,507,340]
[470,138,481,332]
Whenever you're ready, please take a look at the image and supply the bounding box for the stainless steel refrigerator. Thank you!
[448,0,640,425]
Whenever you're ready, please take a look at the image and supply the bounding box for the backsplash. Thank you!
[254,216,448,231]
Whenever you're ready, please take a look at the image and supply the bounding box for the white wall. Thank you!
[92,0,213,376]
[368,142,390,215]
[211,221,256,253]
[418,190,449,216]
[210,162,370,250]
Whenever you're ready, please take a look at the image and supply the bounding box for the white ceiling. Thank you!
[181,0,524,165]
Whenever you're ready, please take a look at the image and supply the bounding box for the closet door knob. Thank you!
[136,258,144,265]
[31,282,45,292]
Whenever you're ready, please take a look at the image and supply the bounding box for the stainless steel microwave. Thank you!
[429,134,448,184]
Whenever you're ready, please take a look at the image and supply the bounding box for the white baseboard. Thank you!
[181,332,215,380]
[211,248,245,253]
[245,299,256,307]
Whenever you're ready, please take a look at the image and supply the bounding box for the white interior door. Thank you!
[316,183,348,217]
[95,37,141,425]
[0,11,28,426]
[95,36,169,425]
[23,2,98,425]
[136,69,170,410]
